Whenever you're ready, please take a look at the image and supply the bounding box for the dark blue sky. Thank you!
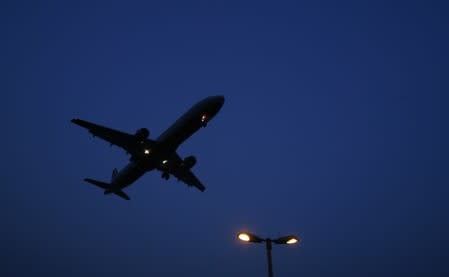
[3,1,449,276]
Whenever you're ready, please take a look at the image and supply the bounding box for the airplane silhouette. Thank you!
[71,96,225,200]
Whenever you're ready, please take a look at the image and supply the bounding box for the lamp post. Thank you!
[237,232,299,277]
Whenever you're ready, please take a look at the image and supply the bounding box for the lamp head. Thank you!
[273,235,300,245]
[237,232,264,243]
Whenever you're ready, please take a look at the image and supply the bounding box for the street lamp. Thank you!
[237,231,300,277]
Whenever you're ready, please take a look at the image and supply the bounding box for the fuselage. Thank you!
[110,96,225,191]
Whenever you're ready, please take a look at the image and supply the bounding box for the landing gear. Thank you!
[162,172,170,180]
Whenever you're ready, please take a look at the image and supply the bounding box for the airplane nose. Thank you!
[216,95,225,106]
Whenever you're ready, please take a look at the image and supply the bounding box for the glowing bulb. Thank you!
[144,149,150,155]
[201,114,207,122]
[286,238,298,244]
[238,233,250,242]
[162,160,168,164]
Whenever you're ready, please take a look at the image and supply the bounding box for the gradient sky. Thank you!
[3,1,449,276]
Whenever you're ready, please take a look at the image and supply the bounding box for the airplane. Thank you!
[71,95,225,200]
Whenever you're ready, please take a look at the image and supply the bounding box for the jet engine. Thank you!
[135,128,149,140]
[182,155,197,169]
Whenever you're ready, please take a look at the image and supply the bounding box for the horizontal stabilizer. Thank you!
[113,190,130,200]
[84,178,108,189]
[84,178,130,200]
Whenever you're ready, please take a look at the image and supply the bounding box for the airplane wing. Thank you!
[160,153,206,192]
[71,118,152,155]
[172,168,206,192]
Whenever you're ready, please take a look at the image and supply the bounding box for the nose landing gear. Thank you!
[201,114,208,127]
[162,172,170,180]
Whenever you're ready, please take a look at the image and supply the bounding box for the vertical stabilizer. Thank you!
[111,168,118,182]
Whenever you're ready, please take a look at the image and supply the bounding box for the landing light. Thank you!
[144,149,150,155]
[162,160,168,164]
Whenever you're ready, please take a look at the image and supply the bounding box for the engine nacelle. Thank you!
[182,155,197,169]
[135,128,149,140]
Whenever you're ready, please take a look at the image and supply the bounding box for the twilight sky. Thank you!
[2,1,449,276]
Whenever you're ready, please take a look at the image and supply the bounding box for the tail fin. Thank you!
[84,178,130,200]
[111,168,118,182]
